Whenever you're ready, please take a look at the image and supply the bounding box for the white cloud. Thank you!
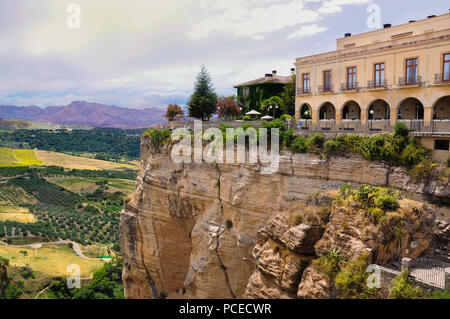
[186,1,320,40]
[287,24,327,39]
[319,0,371,14]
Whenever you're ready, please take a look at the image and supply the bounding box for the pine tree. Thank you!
[187,66,218,120]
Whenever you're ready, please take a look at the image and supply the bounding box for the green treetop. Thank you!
[187,66,218,120]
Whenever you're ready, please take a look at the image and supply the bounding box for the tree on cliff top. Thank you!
[187,66,218,120]
[164,103,184,121]
[217,96,241,120]
[280,74,296,116]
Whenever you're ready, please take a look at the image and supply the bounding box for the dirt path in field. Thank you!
[0,240,98,260]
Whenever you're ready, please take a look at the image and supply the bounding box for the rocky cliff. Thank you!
[120,138,448,299]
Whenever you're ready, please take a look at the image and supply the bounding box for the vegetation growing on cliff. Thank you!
[388,270,424,299]
[142,128,171,151]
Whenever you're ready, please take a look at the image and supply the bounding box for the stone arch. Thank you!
[398,97,424,120]
[367,99,391,120]
[341,100,361,120]
[319,102,336,120]
[432,96,450,120]
[300,103,312,119]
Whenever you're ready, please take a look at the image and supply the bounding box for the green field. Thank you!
[7,177,79,207]
[0,148,42,167]
[48,177,135,195]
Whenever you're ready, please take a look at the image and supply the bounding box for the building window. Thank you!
[302,73,310,93]
[434,139,449,151]
[347,67,356,89]
[443,53,450,81]
[374,63,385,87]
[323,70,332,91]
[406,58,418,84]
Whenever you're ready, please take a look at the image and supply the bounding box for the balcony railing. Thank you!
[297,87,311,94]
[397,76,424,87]
[340,82,359,92]
[434,73,450,85]
[317,84,334,94]
[367,79,388,89]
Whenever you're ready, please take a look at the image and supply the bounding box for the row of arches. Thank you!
[299,95,450,121]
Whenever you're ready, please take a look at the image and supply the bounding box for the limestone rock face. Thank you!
[120,140,444,299]
[434,218,450,255]
[297,266,334,299]
[245,197,436,299]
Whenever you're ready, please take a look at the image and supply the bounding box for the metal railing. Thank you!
[397,76,425,87]
[434,73,450,85]
[367,79,388,89]
[340,82,360,92]
[317,84,334,94]
[297,87,311,94]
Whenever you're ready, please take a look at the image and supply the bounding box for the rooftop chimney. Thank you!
[383,24,391,29]
[272,70,277,77]
[291,68,295,76]
[344,33,352,37]
[265,73,273,80]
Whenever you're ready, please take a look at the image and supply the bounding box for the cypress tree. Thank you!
[187,66,218,120]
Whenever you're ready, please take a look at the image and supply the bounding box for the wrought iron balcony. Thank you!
[397,76,424,87]
[297,87,311,94]
[434,73,450,85]
[317,84,334,94]
[367,79,388,90]
[340,82,359,92]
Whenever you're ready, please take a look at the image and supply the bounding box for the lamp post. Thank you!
[370,109,374,130]
[304,109,310,128]
[269,104,279,118]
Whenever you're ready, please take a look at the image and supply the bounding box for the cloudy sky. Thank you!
[0,0,449,109]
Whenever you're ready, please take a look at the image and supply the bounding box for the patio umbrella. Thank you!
[261,115,274,120]
[246,110,261,115]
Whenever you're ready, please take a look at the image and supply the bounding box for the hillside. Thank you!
[0,101,166,129]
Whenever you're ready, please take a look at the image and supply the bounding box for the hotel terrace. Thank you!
[294,13,450,161]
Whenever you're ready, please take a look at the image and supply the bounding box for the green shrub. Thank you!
[389,270,424,299]
[280,114,293,122]
[313,248,341,280]
[262,119,287,131]
[357,185,376,207]
[282,128,295,148]
[409,158,436,182]
[375,194,399,211]
[290,136,307,152]
[339,183,354,197]
[394,122,410,138]
[368,207,384,222]
[218,123,231,133]
[306,133,325,153]
[334,253,376,298]
[242,115,252,121]
[447,157,450,168]
[430,288,450,299]
[293,214,303,225]
[400,139,428,168]
[324,139,341,156]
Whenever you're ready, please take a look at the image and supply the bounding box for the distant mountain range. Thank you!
[0,101,166,129]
